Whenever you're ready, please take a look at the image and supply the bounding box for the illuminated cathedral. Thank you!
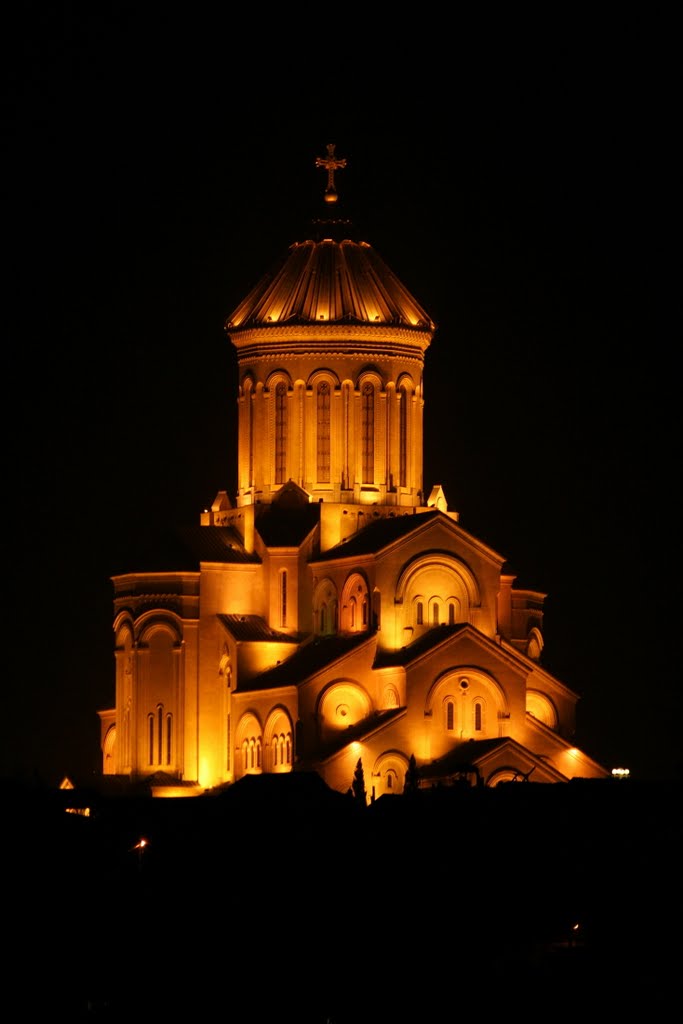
[98,144,609,796]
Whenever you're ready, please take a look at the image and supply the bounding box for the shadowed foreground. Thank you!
[2,774,680,1021]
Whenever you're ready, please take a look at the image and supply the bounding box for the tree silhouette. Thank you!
[405,753,420,794]
[352,758,367,806]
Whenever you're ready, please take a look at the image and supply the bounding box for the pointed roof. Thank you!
[110,524,259,575]
[254,498,321,548]
[313,510,441,561]
[237,633,373,692]
[217,614,301,644]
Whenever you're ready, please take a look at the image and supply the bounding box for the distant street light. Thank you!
[131,837,149,872]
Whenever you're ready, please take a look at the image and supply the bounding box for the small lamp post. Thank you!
[131,837,149,872]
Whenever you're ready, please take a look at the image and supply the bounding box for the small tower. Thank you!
[225,145,440,549]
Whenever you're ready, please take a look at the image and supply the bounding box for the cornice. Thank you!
[228,323,433,352]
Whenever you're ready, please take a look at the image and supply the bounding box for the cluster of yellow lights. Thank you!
[611,767,630,778]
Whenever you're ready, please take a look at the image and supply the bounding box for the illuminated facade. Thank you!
[98,145,608,795]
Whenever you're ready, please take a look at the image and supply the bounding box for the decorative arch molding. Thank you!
[264,705,294,773]
[356,365,386,390]
[526,689,558,729]
[372,750,409,798]
[395,552,481,610]
[307,367,341,389]
[136,617,183,647]
[526,627,544,662]
[340,571,370,633]
[411,593,425,626]
[218,646,233,689]
[235,710,263,744]
[318,680,372,737]
[114,618,135,650]
[313,576,338,636]
[103,724,116,775]
[264,368,294,391]
[136,614,183,647]
[239,371,256,395]
[487,768,524,787]
[381,684,400,709]
[235,711,264,776]
[396,371,417,393]
[426,667,507,711]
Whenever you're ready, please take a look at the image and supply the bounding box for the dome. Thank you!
[225,236,436,333]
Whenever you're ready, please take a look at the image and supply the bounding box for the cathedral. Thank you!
[98,144,609,797]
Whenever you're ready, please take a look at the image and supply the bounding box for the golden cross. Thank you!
[315,143,347,204]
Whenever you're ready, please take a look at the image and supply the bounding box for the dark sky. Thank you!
[4,9,679,785]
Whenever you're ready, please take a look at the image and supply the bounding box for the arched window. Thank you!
[157,705,163,764]
[341,574,369,634]
[279,569,287,628]
[416,601,424,625]
[448,603,456,625]
[399,383,408,488]
[246,380,254,487]
[317,381,330,482]
[165,713,172,765]
[271,732,292,769]
[446,701,454,731]
[474,701,483,732]
[362,382,374,484]
[275,381,287,484]
[432,604,440,625]
[147,704,172,766]
[315,579,338,637]
[239,717,264,776]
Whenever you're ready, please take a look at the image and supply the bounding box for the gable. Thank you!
[421,737,568,785]
[313,508,505,569]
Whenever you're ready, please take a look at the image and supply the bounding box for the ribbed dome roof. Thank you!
[226,237,435,332]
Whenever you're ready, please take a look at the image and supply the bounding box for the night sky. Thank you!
[4,10,679,785]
